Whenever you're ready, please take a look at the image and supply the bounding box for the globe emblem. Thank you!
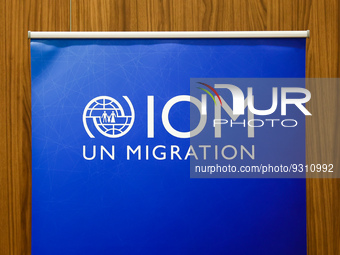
[83,96,135,138]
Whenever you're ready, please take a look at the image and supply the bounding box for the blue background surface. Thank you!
[31,38,306,255]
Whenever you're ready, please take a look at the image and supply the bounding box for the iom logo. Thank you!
[83,96,135,138]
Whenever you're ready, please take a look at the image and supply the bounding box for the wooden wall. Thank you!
[0,0,338,254]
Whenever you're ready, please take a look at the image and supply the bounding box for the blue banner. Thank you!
[31,38,306,255]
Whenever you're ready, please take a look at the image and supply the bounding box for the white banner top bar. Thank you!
[28,31,310,39]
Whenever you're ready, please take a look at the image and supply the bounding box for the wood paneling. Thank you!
[306,1,340,254]
[0,1,70,254]
[72,0,268,31]
[0,0,338,254]
[0,0,10,254]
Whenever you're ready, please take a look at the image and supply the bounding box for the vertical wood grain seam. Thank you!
[4,1,13,254]
[0,1,10,252]
[70,0,72,31]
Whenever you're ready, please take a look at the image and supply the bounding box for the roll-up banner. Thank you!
[30,31,310,255]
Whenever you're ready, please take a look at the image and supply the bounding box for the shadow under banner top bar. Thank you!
[28,31,310,39]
